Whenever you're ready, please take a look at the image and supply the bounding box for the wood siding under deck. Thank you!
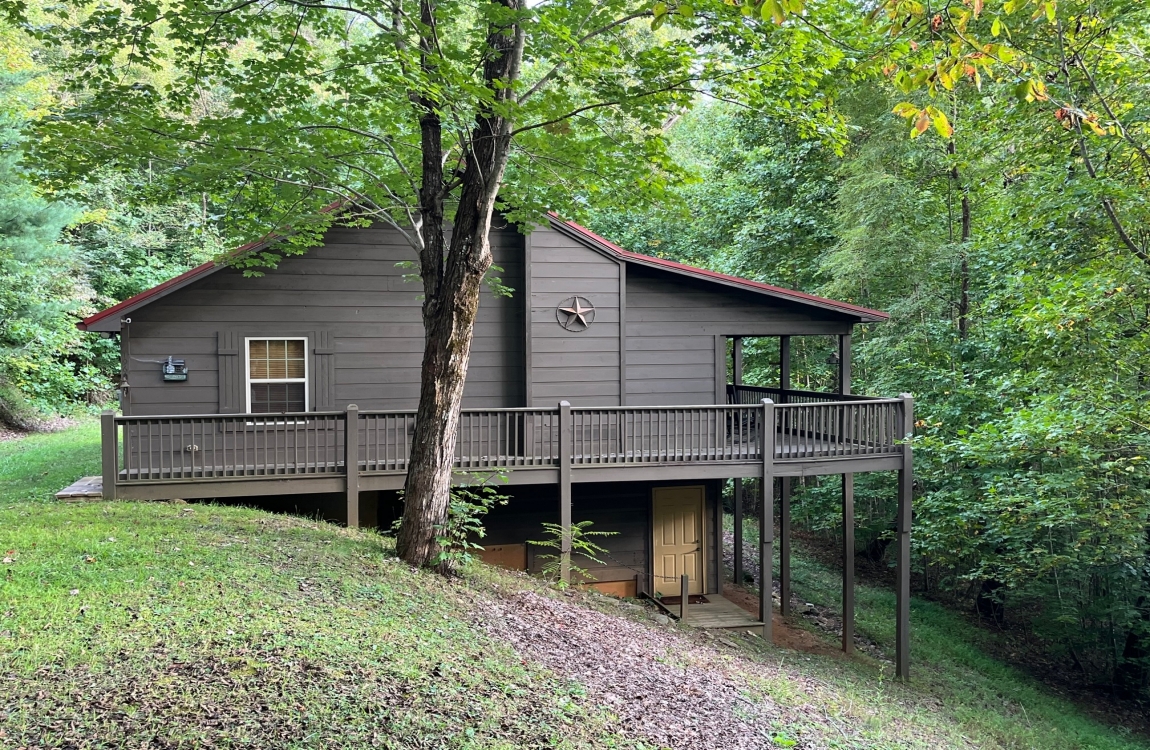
[477,481,720,594]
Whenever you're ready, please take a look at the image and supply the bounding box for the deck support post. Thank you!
[837,332,855,654]
[558,401,573,585]
[779,336,791,395]
[345,404,359,528]
[837,333,851,394]
[842,473,855,654]
[760,399,775,641]
[101,410,117,500]
[732,337,743,385]
[897,393,915,680]
[780,476,792,616]
[680,574,690,623]
[733,478,743,585]
[777,333,792,616]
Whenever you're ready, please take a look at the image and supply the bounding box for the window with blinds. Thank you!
[246,338,308,413]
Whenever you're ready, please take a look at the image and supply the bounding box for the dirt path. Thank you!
[481,587,843,750]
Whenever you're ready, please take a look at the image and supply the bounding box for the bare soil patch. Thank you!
[0,416,77,442]
[481,587,845,750]
[720,582,840,656]
[721,529,889,661]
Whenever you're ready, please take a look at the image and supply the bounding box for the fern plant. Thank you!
[529,520,617,587]
[392,472,509,573]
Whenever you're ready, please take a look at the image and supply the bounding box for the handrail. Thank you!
[114,409,347,422]
[727,384,884,403]
[775,397,904,407]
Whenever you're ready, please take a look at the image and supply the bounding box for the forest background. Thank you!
[1,0,1148,704]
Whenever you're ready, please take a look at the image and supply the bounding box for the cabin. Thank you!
[77,214,913,676]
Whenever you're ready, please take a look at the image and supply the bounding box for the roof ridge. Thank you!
[546,213,889,321]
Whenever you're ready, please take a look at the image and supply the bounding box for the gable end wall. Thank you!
[121,224,525,416]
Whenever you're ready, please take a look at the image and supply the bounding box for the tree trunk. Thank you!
[396,0,525,569]
[975,578,1005,626]
[948,140,971,341]
[1115,600,1149,699]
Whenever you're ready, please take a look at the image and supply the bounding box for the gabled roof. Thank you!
[546,214,889,323]
[78,201,346,332]
[79,208,888,332]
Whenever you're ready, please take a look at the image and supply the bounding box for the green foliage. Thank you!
[434,476,511,572]
[390,477,509,573]
[0,68,106,421]
[590,0,1150,697]
[529,520,618,587]
[69,171,224,305]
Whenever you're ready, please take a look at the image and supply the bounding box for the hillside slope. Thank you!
[1,424,1146,749]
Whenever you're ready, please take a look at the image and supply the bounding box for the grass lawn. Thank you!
[727,513,1149,750]
[1,423,1147,749]
[0,419,100,503]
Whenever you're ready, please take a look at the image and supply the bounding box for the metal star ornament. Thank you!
[556,296,596,331]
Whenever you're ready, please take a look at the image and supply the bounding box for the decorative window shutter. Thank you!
[217,331,243,413]
[313,330,336,411]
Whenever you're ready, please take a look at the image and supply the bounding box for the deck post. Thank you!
[680,574,690,623]
[760,399,775,641]
[837,332,855,654]
[897,393,915,680]
[842,473,855,654]
[101,410,117,500]
[837,333,851,394]
[779,336,791,396]
[732,337,743,385]
[780,476,792,616]
[733,478,743,585]
[558,401,573,585]
[345,404,360,528]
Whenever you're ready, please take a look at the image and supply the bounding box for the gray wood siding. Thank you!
[481,479,720,592]
[624,266,854,406]
[122,224,525,416]
[527,227,621,406]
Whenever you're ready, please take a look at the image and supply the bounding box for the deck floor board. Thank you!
[55,476,104,500]
[678,594,762,630]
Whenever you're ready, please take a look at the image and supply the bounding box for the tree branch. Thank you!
[518,9,652,104]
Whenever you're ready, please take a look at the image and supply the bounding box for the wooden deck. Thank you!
[679,594,763,631]
[99,396,911,501]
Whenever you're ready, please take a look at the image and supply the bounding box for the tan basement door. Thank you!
[652,486,705,596]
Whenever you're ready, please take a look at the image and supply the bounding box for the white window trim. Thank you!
[244,336,310,414]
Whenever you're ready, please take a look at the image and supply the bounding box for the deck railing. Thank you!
[358,407,561,474]
[117,412,346,481]
[776,399,904,459]
[570,405,762,465]
[727,383,882,405]
[107,394,908,486]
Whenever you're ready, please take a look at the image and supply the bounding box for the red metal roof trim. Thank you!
[78,200,346,331]
[547,213,890,322]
